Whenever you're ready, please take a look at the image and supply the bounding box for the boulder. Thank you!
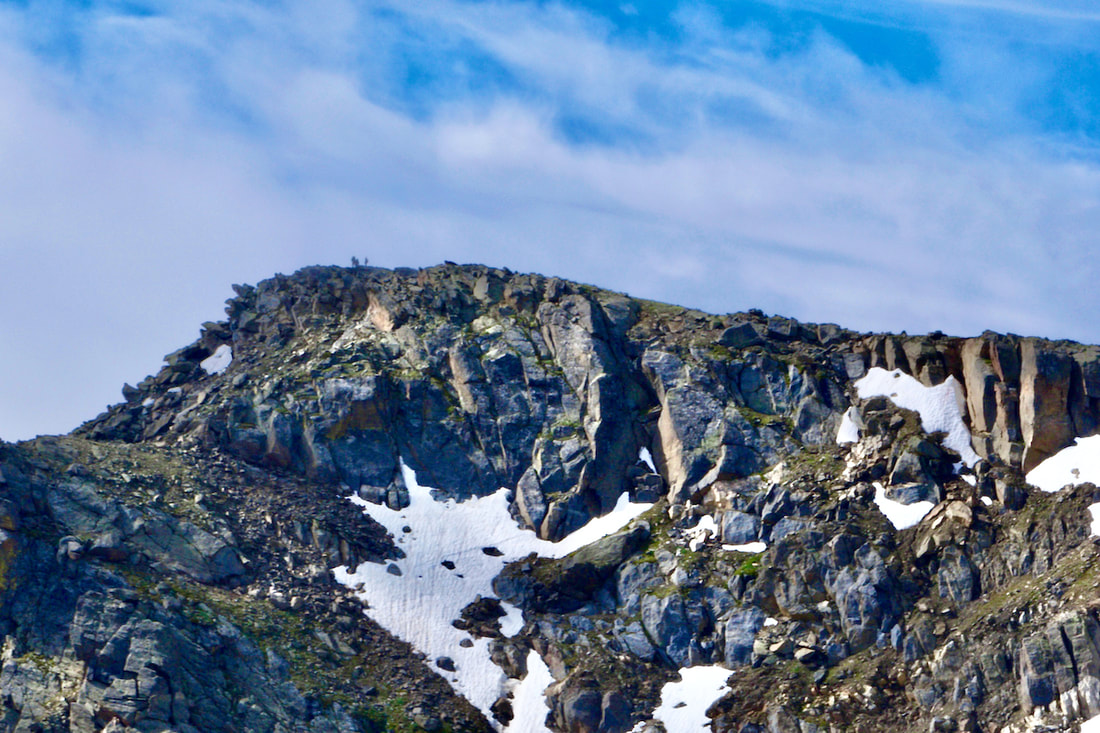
[720,511,761,544]
[937,547,978,603]
[496,524,651,614]
[641,592,695,666]
[724,607,766,665]
[616,561,662,617]
[615,620,657,662]
[718,322,764,349]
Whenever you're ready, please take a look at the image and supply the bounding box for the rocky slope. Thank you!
[3,263,1100,732]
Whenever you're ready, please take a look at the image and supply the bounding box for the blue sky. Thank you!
[2,0,1100,439]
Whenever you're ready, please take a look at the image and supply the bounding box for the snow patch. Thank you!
[506,651,555,733]
[836,406,862,444]
[981,496,993,506]
[640,447,657,473]
[1083,713,1100,733]
[1025,434,1100,492]
[334,460,652,726]
[1025,437,1100,538]
[763,617,778,627]
[722,541,767,554]
[557,492,654,551]
[499,602,525,638]
[652,665,733,732]
[688,515,718,552]
[200,344,233,374]
[854,368,979,467]
[873,482,934,530]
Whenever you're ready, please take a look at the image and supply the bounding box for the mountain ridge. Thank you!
[2,262,1100,733]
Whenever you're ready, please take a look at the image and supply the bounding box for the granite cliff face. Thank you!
[3,263,1100,732]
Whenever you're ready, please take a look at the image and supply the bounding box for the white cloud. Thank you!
[0,0,1098,440]
[907,0,1100,23]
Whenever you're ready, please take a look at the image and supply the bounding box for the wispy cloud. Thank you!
[0,0,1098,439]
[903,0,1100,23]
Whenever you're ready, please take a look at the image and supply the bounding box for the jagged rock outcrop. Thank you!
[2,262,1100,733]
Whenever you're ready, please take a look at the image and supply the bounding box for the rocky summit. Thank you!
[3,263,1100,733]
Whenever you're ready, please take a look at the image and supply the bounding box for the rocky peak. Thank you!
[1,263,1099,732]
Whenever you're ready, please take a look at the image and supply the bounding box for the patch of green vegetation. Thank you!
[352,705,389,733]
[808,365,830,384]
[349,694,452,733]
[643,583,682,600]
[0,536,19,594]
[444,401,467,423]
[183,603,218,627]
[429,375,456,399]
[675,546,705,572]
[118,567,159,597]
[536,356,566,379]
[732,553,763,577]
[783,447,845,483]
[704,343,734,362]
[553,414,583,431]
[512,313,541,333]
[954,576,1041,638]
[737,406,789,430]
[637,298,686,319]
[392,367,426,382]
[576,284,601,298]
[631,502,673,561]
[17,650,57,676]
[539,413,585,441]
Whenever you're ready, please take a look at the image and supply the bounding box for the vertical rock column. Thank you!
[1019,340,1075,472]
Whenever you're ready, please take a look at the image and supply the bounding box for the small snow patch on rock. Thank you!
[836,407,862,444]
[651,665,733,733]
[873,482,934,530]
[722,541,767,554]
[687,515,718,552]
[200,344,233,374]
